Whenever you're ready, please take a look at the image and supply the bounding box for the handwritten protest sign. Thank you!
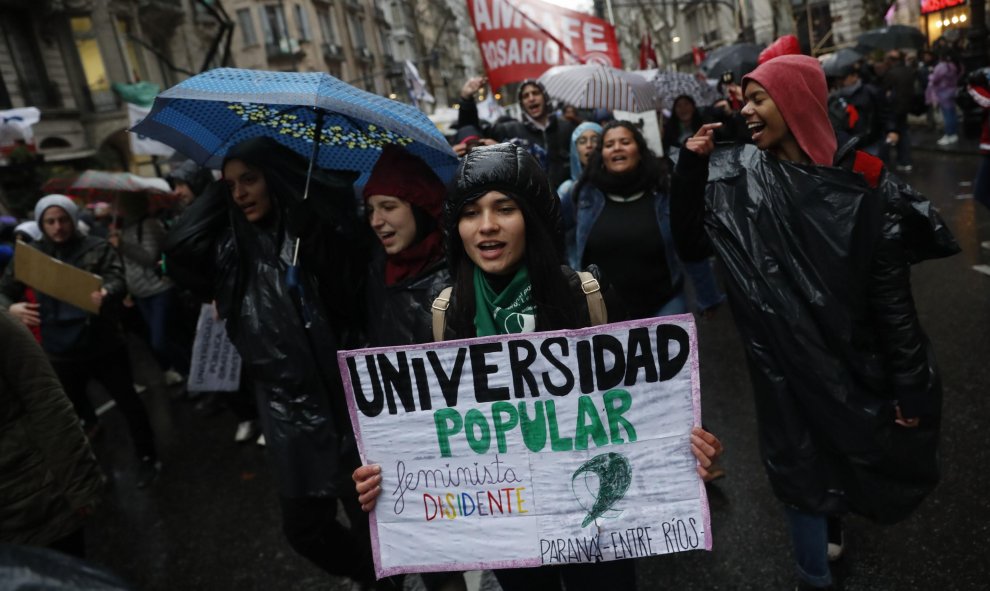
[338,315,711,578]
[187,304,241,392]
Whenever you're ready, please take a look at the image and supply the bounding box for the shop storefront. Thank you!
[921,0,971,44]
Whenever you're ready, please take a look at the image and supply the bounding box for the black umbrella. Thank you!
[857,25,926,51]
[700,43,764,81]
[820,48,864,78]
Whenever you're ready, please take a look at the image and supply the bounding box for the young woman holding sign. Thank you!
[354,143,724,591]
[671,55,958,589]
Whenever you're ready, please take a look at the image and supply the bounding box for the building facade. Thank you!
[0,0,223,174]
[1,0,489,200]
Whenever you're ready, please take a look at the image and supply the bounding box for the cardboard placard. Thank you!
[13,240,102,314]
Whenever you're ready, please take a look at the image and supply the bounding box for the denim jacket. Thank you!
[562,183,725,312]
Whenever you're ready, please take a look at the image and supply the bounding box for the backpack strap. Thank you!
[431,286,453,342]
[577,271,607,326]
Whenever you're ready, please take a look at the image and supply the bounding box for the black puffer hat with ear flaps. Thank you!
[444,142,563,277]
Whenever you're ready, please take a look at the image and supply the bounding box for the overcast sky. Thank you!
[541,0,595,13]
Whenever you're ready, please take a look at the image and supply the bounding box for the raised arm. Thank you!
[670,123,720,263]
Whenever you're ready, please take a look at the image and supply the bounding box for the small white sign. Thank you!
[187,304,241,392]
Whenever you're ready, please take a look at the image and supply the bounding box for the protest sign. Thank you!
[339,315,710,578]
[187,304,242,392]
[13,240,102,314]
[613,109,664,157]
[468,0,622,90]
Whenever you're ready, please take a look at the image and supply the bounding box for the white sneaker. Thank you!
[234,421,257,443]
[896,164,913,173]
[973,264,990,277]
[256,433,266,447]
[164,369,185,386]
[826,516,844,562]
[133,383,147,394]
[936,134,958,146]
[980,241,990,251]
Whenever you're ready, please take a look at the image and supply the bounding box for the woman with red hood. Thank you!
[670,55,959,589]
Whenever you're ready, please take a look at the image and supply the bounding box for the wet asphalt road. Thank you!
[81,149,989,590]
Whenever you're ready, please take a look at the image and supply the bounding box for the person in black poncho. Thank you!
[163,137,383,587]
[671,55,959,590]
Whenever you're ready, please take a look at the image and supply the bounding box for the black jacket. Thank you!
[828,82,895,148]
[882,63,918,117]
[164,163,367,499]
[366,247,450,347]
[0,310,105,546]
[671,144,958,523]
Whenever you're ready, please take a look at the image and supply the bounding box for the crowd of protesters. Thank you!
[1,37,986,591]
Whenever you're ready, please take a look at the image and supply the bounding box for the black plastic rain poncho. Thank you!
[672,143,959,523]
[163,138,367,498]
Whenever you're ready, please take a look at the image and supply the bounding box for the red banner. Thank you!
[468,0,622,90]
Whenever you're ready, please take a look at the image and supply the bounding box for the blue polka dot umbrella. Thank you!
[132,68,458,321]
[130,68,458,183]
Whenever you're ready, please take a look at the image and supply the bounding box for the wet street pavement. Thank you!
[82,148,989,590]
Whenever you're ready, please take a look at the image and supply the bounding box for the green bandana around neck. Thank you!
[473,265,536,336]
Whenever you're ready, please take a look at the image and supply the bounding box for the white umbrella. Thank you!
[538,64,658,113]
[0,107,41,147]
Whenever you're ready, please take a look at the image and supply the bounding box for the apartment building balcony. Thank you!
[266,38,305,61]
[322,42,345,62]
[136,0,185,32]
[355,46,374,63]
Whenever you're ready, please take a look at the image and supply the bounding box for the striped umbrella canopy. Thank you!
[41,170,178,212]
[538,64,658,113]
[652,70,722,110]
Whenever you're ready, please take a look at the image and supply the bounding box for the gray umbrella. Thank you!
[857,25,926,51]
[700,43,764,81]
[820,48,864,79]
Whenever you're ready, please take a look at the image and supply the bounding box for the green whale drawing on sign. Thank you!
[571,452,632,528]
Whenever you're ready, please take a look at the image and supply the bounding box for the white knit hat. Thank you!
[34,194,79,225]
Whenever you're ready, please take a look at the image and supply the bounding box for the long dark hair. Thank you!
[446,192,580,337]
[573,120,669,199]
[220,137,366,340]
[443,144,581,337]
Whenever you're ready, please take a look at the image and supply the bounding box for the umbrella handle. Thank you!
[286,263,313,328]
[294,109,325,267]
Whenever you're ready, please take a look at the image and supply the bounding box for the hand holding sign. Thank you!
[8,302,40,327]
[691,427,724,481]
[354,464,383,511]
